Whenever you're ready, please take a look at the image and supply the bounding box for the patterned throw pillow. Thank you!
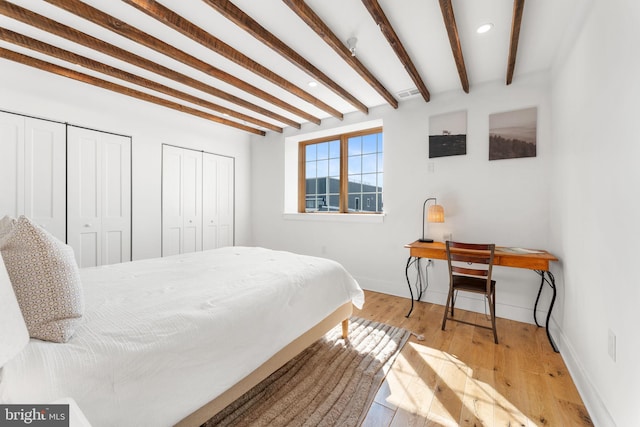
[0,215,16,246]
[0,216,84,343]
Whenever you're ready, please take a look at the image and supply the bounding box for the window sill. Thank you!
[282,213,385,224]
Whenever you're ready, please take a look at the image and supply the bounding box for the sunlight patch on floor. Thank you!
[378,341,536,426]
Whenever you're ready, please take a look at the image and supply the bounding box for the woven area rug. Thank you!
[203,317,410,427]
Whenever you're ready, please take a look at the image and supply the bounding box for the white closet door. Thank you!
[162,145,202,256]
[100,133,131,265]
[202,153,218,251]
[0,112,24,219]
[67,127,131,267]
[162,146,183,256]
[217,155,234,247]
[0,113,65,241]
[203,152,234,250]
[181,149,202,254]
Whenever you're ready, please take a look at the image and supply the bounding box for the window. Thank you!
[299,127,383,213]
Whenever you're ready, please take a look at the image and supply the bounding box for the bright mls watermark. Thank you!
[0,405,69,426]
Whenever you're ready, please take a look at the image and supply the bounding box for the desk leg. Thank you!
[405,256,415,317]
[534,270,559,353]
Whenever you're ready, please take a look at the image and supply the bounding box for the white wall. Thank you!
[251,71,554,325]
[0,60,252,260]
[549,0,640,425]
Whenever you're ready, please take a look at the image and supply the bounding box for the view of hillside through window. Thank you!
[305,130,383,213]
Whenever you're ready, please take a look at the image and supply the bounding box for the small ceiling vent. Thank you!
[396,88,421,99]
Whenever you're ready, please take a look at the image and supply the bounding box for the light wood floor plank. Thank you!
[354,290,593,426]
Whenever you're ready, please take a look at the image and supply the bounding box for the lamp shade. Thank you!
[427,204,445,223]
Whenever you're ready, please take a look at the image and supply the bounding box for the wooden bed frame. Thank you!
[175,302,353,426]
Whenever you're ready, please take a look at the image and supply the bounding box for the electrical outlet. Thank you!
[608,329,616,362]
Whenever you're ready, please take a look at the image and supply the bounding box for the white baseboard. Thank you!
[549,317,616,427]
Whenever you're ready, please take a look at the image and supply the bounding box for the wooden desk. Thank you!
[404,240,559,351]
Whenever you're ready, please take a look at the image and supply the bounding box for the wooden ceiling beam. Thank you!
[0,48,264,135]
[361,0,430,102]
[0,27,281,133]
[438,0,469,93]
[43,0,319,125]
[283,0,398,109]
[0,1,299,128]
[122,0,343,121]
[202,0,369,114]
[507,0,526,85]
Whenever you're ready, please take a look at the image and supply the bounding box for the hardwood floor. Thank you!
[354,290,593,427]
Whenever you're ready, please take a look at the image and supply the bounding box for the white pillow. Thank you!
[0,216,84,343]
[0,252,29,367]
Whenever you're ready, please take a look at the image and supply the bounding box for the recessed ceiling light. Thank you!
[476,23,494,34]
[308,81,318,88]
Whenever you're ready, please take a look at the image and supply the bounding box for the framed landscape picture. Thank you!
[489,107,537,160]
[429,110,467,158]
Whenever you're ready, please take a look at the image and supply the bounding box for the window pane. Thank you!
[316,142,329,160]
[362,133,377,154]
[377,152,383,172]
[305,144,316,161]
[362,154,377,174]
[317,195,328,211]
[348,175,362,193]
[348,194,362,211]
[377,134,383,152]
[328,194,340,211]
[305,161,316,178]
[329,140,340,158]
[329,177,340,193]
[362,194,377,211]
[362,173,377,189]
[348,136,362,156]
[305,178,316,195]
[377,173,383,189]
[348,156,361,175]
[316,159,328,177]
[316,176,327,194]
[329,158,340,176]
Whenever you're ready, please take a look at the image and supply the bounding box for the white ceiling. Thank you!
[0,0,591,133]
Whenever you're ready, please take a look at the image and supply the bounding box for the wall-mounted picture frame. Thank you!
[489,107,537,160]
[429,110,467,158]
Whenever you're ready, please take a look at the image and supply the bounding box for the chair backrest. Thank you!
[446,241,496,291]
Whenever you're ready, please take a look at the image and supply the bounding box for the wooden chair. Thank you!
[441,241,498,344]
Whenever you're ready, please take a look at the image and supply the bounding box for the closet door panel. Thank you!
[181,150,202,254]
[162,145,184,256]
[202,153,218,251]
[100,133,131,265]
[67,130,101,267]
[0,113,23,218]
[23,118,66,241]
[217,156,234,248]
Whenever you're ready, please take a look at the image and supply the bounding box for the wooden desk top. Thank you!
[405,241,558,271]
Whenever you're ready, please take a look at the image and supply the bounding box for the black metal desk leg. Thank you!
[534,270,559,353]
[405,256,415,317]
[533,272,545,327]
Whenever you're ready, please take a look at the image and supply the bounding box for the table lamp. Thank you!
[419,197,444,242]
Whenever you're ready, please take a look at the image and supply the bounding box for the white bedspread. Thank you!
[0,247,364,426]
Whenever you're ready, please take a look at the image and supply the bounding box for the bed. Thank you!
[0,246,364,426]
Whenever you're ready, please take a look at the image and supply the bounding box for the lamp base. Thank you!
[418,238,434,243]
